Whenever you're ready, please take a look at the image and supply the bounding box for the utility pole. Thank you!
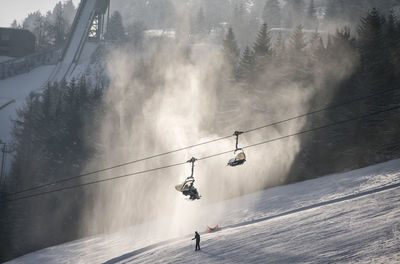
[0,140,10,188]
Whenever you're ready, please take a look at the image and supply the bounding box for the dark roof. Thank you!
[0,27,35,37]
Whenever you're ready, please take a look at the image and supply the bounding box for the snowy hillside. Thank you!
[0,65,55,143]
[6,159,400,264]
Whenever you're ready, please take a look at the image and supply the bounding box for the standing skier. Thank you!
[192,231,200,251]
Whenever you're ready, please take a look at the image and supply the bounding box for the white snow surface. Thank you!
[0,0,97,142]
[50,0,97,83]
[6,159,400,264]
[0,65,55,142]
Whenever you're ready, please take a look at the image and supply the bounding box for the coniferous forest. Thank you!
[1,0,400,261]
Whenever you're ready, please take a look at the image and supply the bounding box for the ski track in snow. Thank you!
[6,159,400,264]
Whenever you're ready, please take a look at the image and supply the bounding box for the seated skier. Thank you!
[190,188,199,200]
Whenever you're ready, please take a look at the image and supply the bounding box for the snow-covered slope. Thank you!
[0,65,55,143]
[6,159,400,264]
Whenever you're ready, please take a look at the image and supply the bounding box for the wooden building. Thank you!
[0,28,35,57]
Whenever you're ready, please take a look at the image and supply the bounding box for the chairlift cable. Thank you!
[5,87,400,197]
[242,87,400,134]
[2,161,188,203]
[3,104,399,203]
[6,135,232,197]
[200,105,400,161]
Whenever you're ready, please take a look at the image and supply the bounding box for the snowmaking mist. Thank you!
[78,4,359,243]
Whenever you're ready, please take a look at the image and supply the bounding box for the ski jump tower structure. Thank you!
[48,0,110,83]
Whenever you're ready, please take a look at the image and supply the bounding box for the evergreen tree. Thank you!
[11,77,103,188]
[357,9,396,144]
[253,23,272,57]
[253,23,272,73]
[11,20,19,29]
[236,46,255,81]
[223,27,240,71]
[20,1,75,48]
[325,27,356,68]
[357,8,394,92]
[262,0,281,28]
[288,24,310,82]
[105,11,125,43]
[309,29,325,61]
[52,2,68,46]
[289,24,306,54]
[62,0,76,25]
[11,93,44,187]
[6,78,104,262]
[23,11,47,48]
[385,10,400,78]
[309,29,319,49]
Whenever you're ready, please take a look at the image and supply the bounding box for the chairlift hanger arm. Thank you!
[233,131,243,152]
[187,157,197,178]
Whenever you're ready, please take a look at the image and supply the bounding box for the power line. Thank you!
[5,87,400,197]
[6,135,232,197]
[243,87,400,134]
[2,161,188,203]
[200,104,400,161]
[3,104,400,203]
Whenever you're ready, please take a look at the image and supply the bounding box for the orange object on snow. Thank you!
[206,225,219,232]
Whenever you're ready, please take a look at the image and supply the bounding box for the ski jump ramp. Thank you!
[48,0,110,83]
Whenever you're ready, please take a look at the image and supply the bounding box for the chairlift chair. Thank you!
[175,157,201,200]
[227,131,246,167]
[227,150,246,166]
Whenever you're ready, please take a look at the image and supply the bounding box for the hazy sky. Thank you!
[0,0,80,27]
